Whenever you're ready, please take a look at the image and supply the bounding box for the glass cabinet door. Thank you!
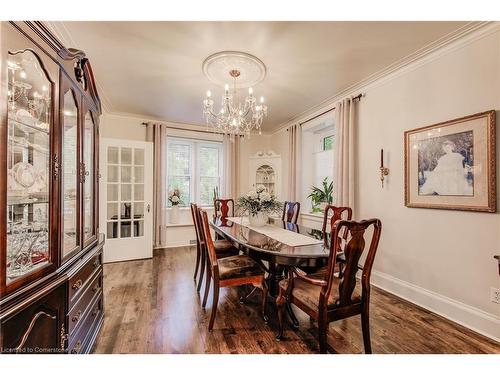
[6,50,53,284]
[62,90,79,258]
[82,111,95,244]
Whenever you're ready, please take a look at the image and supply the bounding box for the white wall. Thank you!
[271,26,500,341]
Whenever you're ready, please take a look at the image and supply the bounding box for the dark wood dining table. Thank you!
[210,216,331,327]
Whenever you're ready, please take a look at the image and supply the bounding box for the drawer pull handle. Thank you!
[93,258,100,268]
[71,310,82,322]
[70,341,82,354]
[92,306,100,317]
[72,280,83,290]
[92,284,101,293]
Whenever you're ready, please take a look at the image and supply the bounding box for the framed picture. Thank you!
[404,110,496,212]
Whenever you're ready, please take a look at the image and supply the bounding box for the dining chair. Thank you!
[282,201,301,224]
[191,203,238,292]
[199,209,269,331]
[322,205,353,276]
[276,218,382,354]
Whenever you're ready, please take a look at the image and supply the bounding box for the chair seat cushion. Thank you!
[279,275,361,310]
[218,255,264,280]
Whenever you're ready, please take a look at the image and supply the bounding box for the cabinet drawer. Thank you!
[67,271,102,336]
[68,250,102,305]
[68,292,103,354]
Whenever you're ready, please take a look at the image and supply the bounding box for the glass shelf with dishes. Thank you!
[6,50,52,283]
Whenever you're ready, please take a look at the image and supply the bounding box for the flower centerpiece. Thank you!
[237,185,282,227]
[168,188,183,224]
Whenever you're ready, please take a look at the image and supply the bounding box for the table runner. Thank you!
[226,217,323,247]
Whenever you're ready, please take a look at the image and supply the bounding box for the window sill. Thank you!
[165,222,194,228]
[301,212,324,222]
[165,206,214,210]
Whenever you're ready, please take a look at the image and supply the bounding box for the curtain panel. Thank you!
[333,98,356,211]
[146,123,168,247]
[223,134,241,199]
[287,124,302,201]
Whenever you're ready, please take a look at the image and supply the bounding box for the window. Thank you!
[323,135,334,151]
[301,115,335,213]
[167,137,223,207]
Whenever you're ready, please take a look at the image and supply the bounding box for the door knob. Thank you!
[147,204,151,213]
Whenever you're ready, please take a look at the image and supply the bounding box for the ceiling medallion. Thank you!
[202,51,268,137]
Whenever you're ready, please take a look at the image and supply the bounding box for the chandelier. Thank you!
[202,51,268,137]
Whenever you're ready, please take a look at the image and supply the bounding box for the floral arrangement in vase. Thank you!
[168,188,183,206]
[237,185,282,227]
[168,188,183,224]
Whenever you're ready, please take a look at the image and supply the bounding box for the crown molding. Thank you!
[271,21,499,135]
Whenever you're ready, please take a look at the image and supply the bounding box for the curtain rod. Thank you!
[141,122,244,137]
[297,93,363,127]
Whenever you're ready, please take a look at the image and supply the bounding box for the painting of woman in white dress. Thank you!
[418,131,473,196]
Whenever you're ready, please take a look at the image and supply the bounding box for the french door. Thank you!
[99,138,153,263]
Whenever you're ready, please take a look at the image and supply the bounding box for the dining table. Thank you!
[210,215,332,327]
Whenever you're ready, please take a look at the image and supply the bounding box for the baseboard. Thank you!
[158,240,192,249]
[371,270,500,343]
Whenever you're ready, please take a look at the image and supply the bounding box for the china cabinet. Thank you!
[0,21,104,354]
[248,150,282,199]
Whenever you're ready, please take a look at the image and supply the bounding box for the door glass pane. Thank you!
[121,166,131,182]
[62,90,78,256]
[121,202,131,220]
[121,184,131,201]
[133,220,144,237]
[134,184,144,201]
[120,221,131,238]
[121,148,132,164]
[133,203,144,219]
[107,203,118,220]
[107,147,119,164]
[134,148,144,165]
[108,165,118,182]
[134,166,144,183]
[6,50,51,282]
[107,184,118,201]
[107,221,118,239]
[83,112,94,241]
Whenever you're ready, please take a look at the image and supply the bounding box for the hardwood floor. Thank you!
[92,246,500,354]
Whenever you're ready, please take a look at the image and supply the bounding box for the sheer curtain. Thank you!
[287,124,302,201]
[334,97,356,211]
[146,123,168,247]
[223,134,241,199]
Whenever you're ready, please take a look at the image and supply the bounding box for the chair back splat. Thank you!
[214,199,235,219]
[282,201,300,224]
[324,219,382,307]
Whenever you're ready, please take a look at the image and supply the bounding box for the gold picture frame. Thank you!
[404,110,496,212]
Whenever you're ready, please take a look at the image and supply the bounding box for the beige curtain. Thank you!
[223,134,240,198]
[287,124,302,201]
[333,98,356,211]
[146,123,168,247]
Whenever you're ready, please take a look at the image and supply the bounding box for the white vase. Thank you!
[249,211,268,227]
[170,205,180,224]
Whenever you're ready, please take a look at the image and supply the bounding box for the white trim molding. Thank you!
[371,270,500,343]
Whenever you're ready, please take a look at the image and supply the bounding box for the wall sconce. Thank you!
[380,149,389,187]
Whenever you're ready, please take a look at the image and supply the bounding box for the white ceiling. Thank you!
[54,21,468,132]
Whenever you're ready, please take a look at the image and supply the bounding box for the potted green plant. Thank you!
[307,177,333,214]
